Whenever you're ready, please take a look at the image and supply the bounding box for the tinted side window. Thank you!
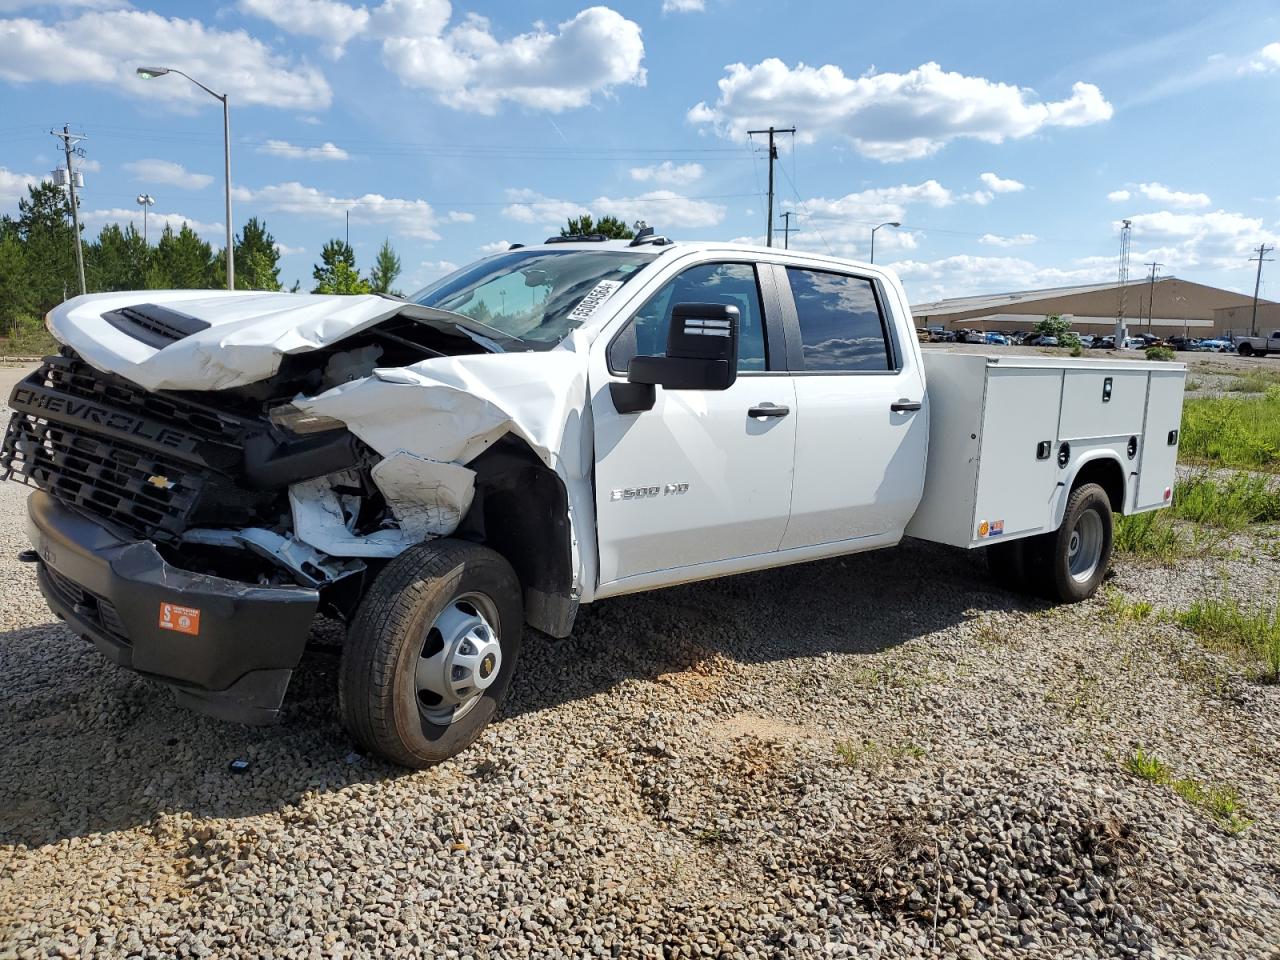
[785,267,891,372]
[609,262,768,373]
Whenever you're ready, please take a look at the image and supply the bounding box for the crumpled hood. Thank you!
[46,289,480,392]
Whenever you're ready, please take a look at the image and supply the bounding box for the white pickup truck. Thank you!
[3,235,1185,766]
[1235,330,1280,357]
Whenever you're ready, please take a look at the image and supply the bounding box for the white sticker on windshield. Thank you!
[567,280,623,322]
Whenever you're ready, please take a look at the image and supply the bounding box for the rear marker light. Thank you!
[1164,487,1172,501]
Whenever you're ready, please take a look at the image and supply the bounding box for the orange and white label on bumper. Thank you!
[158,602,201,636]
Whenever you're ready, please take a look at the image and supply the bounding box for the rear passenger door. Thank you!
[775,265,929,549]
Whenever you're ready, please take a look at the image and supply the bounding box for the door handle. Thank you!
[748,403,790,419]
[890,399,922,412]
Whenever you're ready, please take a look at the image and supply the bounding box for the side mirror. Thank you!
[627,302,739,391]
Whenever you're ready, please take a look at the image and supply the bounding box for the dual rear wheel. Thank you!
[987,482,1114,603]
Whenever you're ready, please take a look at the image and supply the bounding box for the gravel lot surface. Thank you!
[2,362,1279,959]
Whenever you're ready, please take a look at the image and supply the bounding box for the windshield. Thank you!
[411,248,658,350]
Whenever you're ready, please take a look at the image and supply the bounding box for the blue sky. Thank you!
[3,0,1279,302]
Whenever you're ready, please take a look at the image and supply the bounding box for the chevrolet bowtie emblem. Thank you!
[146,475,175,490]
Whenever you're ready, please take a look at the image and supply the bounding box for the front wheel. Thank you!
[339,539,523,768]
[1238,343,1254,357]
[1023,483,1114,603]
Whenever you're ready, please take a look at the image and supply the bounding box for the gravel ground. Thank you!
[2,364,1280,959]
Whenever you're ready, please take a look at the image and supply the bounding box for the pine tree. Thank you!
[312,239,370,294]
[561,214,635,240]
[87,223,148,292]
[368,238,402,296]
[148,224,216,289]
[0,233,32,336]
[17,182,78,310]
[212,217,283,291]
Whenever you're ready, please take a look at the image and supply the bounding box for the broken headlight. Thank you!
[268,403,347,435]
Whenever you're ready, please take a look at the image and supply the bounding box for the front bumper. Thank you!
[26,491,320,724]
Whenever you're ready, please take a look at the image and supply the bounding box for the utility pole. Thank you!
[1144,261,1163,334]
[779,211,794,250]
[1114,220,1132,349]
[51,125,87,296]
[346,208,350,248]
[747,126,795,247]
[1249,244,1273,337]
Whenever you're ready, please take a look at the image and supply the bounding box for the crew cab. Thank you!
[1236,330,1280,356]
[2,236,1186,767]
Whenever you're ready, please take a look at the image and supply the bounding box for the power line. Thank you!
[746,126,794,247]
[50,124,88,296]
[1249,243,1274,337]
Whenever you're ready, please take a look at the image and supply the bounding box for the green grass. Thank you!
[1176,596,1280,683]
[1105,591,1154,622]
[1227,375,1272,393]
[1180,389,1280,470]
[1146,345,1176,362]
[1185,379,1202,391]
[836,738,926,767]
[1171,473,1280,530]
[1114,509,1185,561]
[1123,748,1252,834]
[0,328,57,357]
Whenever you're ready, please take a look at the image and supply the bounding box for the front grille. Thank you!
[4,413,200,540]
[2,352,259,542]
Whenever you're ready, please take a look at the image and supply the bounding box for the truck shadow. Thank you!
[0,537,1040,849]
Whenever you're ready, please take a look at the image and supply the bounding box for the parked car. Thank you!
[1123,337,1147,350]
[1091,336,1115,349]
[959,329,987,344]
[1,239,1187,767]
[983,332,1009,346]
[1235,330,1280,357]
[1077,335,1095,348]
[1166,336,1199,351]
[1198,338,1232,352]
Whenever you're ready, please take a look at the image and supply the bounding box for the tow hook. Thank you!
[17,549,38,563]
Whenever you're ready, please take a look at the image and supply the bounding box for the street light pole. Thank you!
[870,221,900,264]
[136,193,155,245]
[136,66,234,290]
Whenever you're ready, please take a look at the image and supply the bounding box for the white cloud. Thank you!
[446,210,475,223]
[501,187,725,230]
[1241,41,1280,74]
[237,0,369,57]
[689,59,1112,160]
[77,158,101,173]
[1107,189,1131,202]
[964,190,993,206]
[374,3,645,114]
[895,254,1113,303]
[501,189,589,226]
[978,232,1038,247]
[276,242,306,255]
[1121,209,1280,270]
[629,161,703,186]
[0,166,41,206]
[662,0,704,12]
[781,181,952,258]
[232,180,443,239]
[479,239,511,254]
[0,9,331,110]
[123,158,214,189]
[259,139,349,161]
[1137,182,1210,209]
[81,207,224,240]
[979,172,1025,193]
[0,0,125,9]
[421,259,458,273]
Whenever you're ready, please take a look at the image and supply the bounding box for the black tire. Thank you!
[986,538,1028,591]
[339,539,522,768]
[1023,483,1114,603]
[1238,343,1254,357]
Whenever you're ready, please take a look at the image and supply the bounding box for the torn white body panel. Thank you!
[46,290,480,392]
[294,346,597,595]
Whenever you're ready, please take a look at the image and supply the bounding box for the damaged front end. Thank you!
[2,309,579,723]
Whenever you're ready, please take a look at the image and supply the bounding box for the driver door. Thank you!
[589,260,797,589]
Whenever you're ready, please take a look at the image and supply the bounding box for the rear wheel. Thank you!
[1024,483,1113,603]
[339,539,522,768]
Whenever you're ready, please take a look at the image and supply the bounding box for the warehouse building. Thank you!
[911,277,1268,338]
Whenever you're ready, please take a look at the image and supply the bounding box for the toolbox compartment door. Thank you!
[1135,369,1185,510]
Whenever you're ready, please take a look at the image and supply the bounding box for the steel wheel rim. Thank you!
[414,591,502,726]
[1067,509,1105,583]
